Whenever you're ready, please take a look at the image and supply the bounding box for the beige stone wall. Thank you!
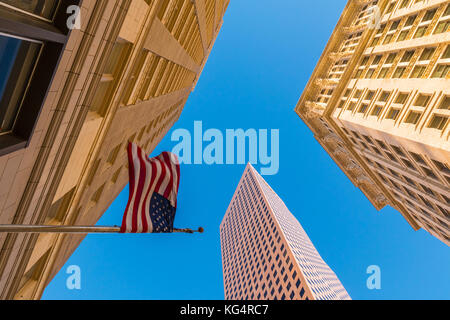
[295,0,449,245]
[0,0,230,300]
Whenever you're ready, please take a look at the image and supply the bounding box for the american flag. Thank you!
[120,142,180,233]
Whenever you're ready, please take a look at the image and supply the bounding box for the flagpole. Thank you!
[0,225,204,234]
[173,227,204,234]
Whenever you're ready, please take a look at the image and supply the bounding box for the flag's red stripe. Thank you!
[137,148,149,233]
[154,154,167,196]
[174,154,180,207]
[131,146,147,233]
[121,143,136,233]
[162,153,173,199]
[140,156,156,233]
[121,142,180,233]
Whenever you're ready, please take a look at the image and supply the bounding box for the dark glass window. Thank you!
[0,0,79,155]
[0,0,59,20]
[0,34,41,134]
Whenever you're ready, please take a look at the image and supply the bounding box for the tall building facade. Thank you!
[220,164,351,300]
[0,0,229,299]
[295,0,449,245]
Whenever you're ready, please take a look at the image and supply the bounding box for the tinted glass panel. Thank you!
[0,0,59,20]
[0,34,41,134]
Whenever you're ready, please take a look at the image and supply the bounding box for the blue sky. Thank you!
[43,0,450,300]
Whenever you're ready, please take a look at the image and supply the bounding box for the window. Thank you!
[371,106,383,116]
[405,111,421,124]
[391,145,405,157]
[397,29,409,42]
[434,19,449,34]
[410,152,425,164]
[343,89,351,97]
[347,102,356,111]
[379,91,391,102]
[91,40,131,116]
[372,55,382,65]
[438,96,449,110]
[413,9,437,39]
[434,5,449,34]
[121,49,148,105]
[378,53,397,79]
[443,46,450,60]
[341,31,362,53]
[401,50,415,63]
[428,115,448,130]
[360,56,369,66]
[393,67,406,78]
[384,21,400,44]
[386,108,400,120]
[419,48,436,61]
[365,91,375,100]
[370,24,385,46]
[405,14,416,26]
[365,56,380,79]
[414,94,431,107]
[386,53,397,64]
[423,9,437,22]
[0,35,42,134]
[432,160,450,176]
[395,93,409,104]
[431,64,450,78]
[397,15,416,41]
[156,0,171,20]
[357,103,368,114]
[430,46,450,78]
[399,0,410,9]
[300,288,305,298]
[409,48,435,78]
[0,0,59,20]
[414,26,427,38]
[410,65,426,78]
[376,140,387,150]
[0,1,78,155]
[378,67,389,78]
[139,55,160,100]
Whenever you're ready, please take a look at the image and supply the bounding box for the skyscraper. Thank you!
[0,0,229,299]
[295,0,449,245]
[220,164,351,300]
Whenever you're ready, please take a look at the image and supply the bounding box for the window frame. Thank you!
[0,1,80,156]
